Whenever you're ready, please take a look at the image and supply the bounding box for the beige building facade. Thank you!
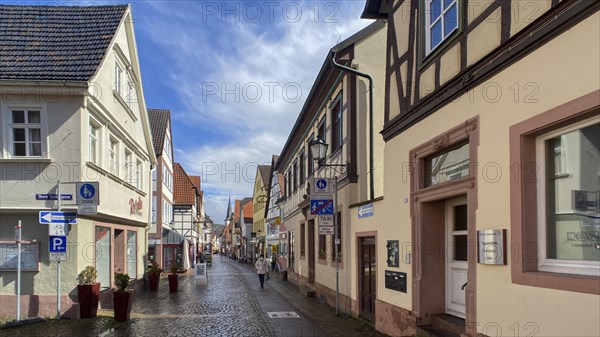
[362,0,599,336]
[275,20,387,317]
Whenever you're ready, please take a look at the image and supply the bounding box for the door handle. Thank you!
[461,282,467,290]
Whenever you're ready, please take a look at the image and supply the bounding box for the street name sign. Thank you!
[39,211,77,224]
[76,182,99,206]
[35,194,72,201]
[358,203,374,218]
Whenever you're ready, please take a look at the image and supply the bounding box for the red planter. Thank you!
[148,273,160,291]
[168,274,178,293]
[77,283,100,318]
[113,290,133,322]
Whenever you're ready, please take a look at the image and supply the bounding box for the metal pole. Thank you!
[56,181,61,320]
[334,175,339,315]
[16,220,22,322]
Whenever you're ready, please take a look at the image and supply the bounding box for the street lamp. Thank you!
[309,137,348,316]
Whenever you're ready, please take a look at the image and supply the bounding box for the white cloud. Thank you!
[139,1,373,219]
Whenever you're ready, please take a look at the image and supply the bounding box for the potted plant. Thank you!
[113,273,132,322]
[319,249,326,260]
[77,266,100,318]
[168,264,179,293]
[147,261,162,291]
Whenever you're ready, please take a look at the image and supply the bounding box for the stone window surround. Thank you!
[509,90,600,295]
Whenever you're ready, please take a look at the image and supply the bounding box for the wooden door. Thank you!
[360,236,376,322]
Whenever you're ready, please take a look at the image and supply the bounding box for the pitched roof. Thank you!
[258,165,271,187]
[147,109,170,156]
[241,200,254,221]
[173,163,197,205]
[0,5,128,81]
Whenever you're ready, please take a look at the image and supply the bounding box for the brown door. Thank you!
[360,236,376,322]
[308,219,315,283]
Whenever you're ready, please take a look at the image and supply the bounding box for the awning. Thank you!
[162,225,186,244]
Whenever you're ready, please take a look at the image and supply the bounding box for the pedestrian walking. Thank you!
[255,254,268,288]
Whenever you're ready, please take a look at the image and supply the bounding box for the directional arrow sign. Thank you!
[358,203,374,218]
[39,211,77,224]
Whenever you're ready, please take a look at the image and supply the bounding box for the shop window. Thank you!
[95,226,111,290]
[537,119,599,276]
[510,92,600,294]
[127,231,137,279]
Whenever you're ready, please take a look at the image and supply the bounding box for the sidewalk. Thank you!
[234,261,388,337]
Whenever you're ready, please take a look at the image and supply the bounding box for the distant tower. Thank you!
[224,195,232,222]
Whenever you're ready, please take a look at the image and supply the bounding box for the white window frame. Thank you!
[127,79,135,109]
[424,0,459,55]
[125,148,134,185]
[152,196,157,224]
[1,104,48,158]
[108,134,119,177]
[536,117,600,277]
[88,117,102,165]
[115,62,123,97]
[135,158,142,190]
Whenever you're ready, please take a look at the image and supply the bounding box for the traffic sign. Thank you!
[78,205,97,215]
[319,226,335,235]
[49,253,67,262]
[310,199,334,215]
[49,223,68,236]
[49,236,67,253]
[311,178,334,199]
[39,211,77,224]
[76,182,99,206]
[358,203,374,218]
[319,214,334,227]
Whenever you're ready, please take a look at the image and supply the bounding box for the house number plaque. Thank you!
[478,229,506,265]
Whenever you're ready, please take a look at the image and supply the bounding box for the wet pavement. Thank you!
[1,256,388,337]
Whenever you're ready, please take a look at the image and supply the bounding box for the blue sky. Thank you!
[18,0,374,222]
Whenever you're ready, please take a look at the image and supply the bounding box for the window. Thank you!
[299,148,305,184]
[331,212,342,260]
[8,109,44,157]
[307,134,314,176]
[152,196,157,223]
[115,62,123,96]
[331,93,343,151]
[425,0,459,55]
[319,234,326,260]
[95,226,111,290]
[126,81,135,109]
[424,142,470,187]
[135,159,143,189]
[293,160,298,192]
[510,93,599,294]
[127,231,137,279]
[287,171,292,197]
[163,136,172,162]
[108,136,119,176]
[537,119,599,276]
[89,120,101,164]
[317,118,326,143]
[300,223,306,256]
[125,148,133,184]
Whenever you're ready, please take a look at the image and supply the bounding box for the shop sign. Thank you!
[129,196,143,216]
[478,229,506,265]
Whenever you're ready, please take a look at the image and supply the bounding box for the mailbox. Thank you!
[385,270,407,293]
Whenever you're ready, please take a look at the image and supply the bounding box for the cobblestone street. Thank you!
[2,256,386,337]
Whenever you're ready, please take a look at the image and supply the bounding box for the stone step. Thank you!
[431,314,465,335]
[415,325,461,337]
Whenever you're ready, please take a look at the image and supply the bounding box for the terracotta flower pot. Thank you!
[148,273,160,291]
[113,290,133,322]
[77,283,100,318]
[168,274,178,293]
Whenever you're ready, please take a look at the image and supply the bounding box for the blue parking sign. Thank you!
[49,236,67,252]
